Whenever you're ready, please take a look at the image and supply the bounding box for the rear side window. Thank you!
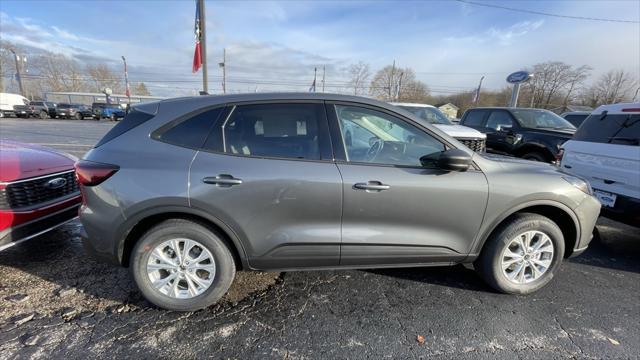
[573,113,640,146]
[564,114,588,128]
[220,103,323,160]
[95,109,155,148]
[462,110,486,126]
[157,107,224,149]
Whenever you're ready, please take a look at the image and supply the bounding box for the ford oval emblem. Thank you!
[45,177,67,190]
[506,71,532,84]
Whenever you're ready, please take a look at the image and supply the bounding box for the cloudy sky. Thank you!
[1,0,638,97]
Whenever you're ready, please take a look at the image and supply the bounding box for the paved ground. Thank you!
[1,117,639,359]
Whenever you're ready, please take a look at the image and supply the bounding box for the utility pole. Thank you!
[389,60,396,100]
[219,48,226,94]
[199,0,208,93]
[9,49,25,97]
[396,72,404,101]
[313,67,317,92]
[121,56,131,104]
[321,65,325,92]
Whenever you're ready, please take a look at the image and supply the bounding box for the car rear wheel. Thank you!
[39,111,48,119]
[131,219,236,311]
[474,213,565,295]
[110,114,117,121]
[75,112,83,120]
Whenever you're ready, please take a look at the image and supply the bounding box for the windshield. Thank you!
[398,106,452,125]
[573,113,640,146]
[511,109,576,130]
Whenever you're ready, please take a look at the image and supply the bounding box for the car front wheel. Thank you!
[475,213,565,295]
[131,219,236,311]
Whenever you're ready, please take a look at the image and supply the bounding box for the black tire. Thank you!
[110,114,116,121]
[39,111,48,119]
[521,151,547,162]
[131,219,236,311]
[75,112,83,120]
[474,213,565,295]
[0,111,4,118]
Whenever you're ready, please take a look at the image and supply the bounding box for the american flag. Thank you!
[192,0,203,73]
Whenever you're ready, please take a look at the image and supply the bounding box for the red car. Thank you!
[0,141,82,251]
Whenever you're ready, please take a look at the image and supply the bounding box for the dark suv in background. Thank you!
[77,93,600,311]
[459,107,576,163]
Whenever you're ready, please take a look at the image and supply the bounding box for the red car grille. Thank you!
[0,171,79,210]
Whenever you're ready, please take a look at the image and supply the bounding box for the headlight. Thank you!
[562,176,592,195]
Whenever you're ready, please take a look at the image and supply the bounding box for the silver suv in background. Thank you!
[77,93,600,311]
[391,102,487,152]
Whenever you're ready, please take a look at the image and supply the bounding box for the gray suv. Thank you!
[77,93,600,311]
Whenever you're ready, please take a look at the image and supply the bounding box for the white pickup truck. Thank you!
[391,102,487,152]
[560,103,640,227]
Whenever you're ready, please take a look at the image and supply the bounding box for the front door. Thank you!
[329,104,489,266]
[189,102,342,269]
[484,110,517,154]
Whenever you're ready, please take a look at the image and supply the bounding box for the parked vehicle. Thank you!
[560,103,640,227]
[92,103,126,121]
[459,107,576,163]
[78,93,600,311]
[0,93,29,118]
[561,111,591,128]
[391,103,486,152]
[55,103,91,119]
[28,101,57,119]
[0,141,82,251]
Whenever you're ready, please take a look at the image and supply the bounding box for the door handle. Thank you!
[203,175,243,187]
[354,181,390,191]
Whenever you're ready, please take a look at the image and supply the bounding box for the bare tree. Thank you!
[521,61,591,108]
[370,65,429,102]
[135,82,151,96]
[583,70,639,106]
[347,61,370,95]
[35,54,87,92]
[86,63,122,93]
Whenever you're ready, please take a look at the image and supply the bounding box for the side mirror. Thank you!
[431,148,472,172]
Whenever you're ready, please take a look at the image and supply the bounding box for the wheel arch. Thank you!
[514,143,554,161]
[472,200,580,259]
[118,206,249,270]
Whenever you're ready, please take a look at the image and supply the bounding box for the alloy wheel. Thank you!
[147,238,216,299]
[500,230,554,284]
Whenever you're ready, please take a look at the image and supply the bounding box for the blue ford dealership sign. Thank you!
[506,71,532,84]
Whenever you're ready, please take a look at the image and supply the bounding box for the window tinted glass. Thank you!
[398,106,451,125]
[96,109,155,148]
[336,105,445,167]
[159,107,223,149]
[222,103,322,160]
[462,110,486,126]
[31,102,44,106]
[573,113,640,146]
[486,110,513,130]
[563,114,588,127]
[511,109,575,130]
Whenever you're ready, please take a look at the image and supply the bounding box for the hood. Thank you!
[0,141,77,182]
[432,124,487,139]
[478,153,561,175]
[527,128,575,139]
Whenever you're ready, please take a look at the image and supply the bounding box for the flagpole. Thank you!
[313,67,317,93]
[199,0,208,93]
[121,56,131,104]
[474,76,484,105]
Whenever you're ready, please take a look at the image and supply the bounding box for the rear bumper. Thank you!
[599,193,640,227]
[0,201,81,251]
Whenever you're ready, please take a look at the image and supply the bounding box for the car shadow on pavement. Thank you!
[568,222,640,274]
[365,264,493,293]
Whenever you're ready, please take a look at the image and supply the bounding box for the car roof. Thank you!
[389,102,436,108]
[592,102,640,115]
[161,92,398,110]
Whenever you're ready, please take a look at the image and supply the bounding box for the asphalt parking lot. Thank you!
[1,117,639,359]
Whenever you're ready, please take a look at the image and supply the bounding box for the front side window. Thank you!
[511,109,575,130]
[398,106,452,125]
[222,103,322,160]
[486,110,514,131]
[335,105,445,167]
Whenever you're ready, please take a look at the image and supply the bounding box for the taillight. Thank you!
[74,160,119,186]
[555,148,564,164]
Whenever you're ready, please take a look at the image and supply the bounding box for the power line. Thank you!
[455,0,640,24]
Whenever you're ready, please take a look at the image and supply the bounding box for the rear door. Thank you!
[328,103,489,266]
[189,102,343,269]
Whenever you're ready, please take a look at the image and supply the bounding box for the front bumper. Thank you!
[0,200,81,251]
[569,194,602,257]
